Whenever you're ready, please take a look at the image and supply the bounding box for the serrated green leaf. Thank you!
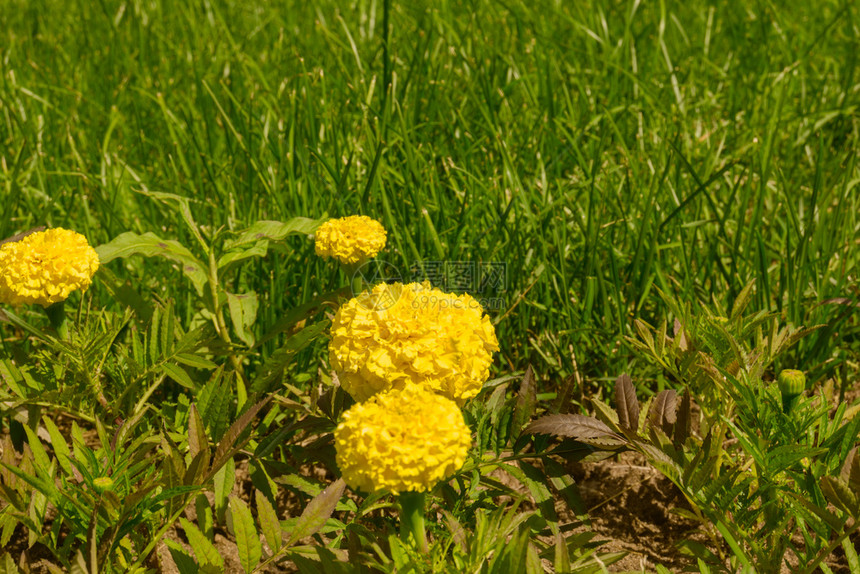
[22,424,51,477]
[256,490,282,553]
[161,363,196,390]
[230,496,262,573]
[195,494,214,541]
[165,540,199,574]
[213,457,235,524]
[179,518,224,570]
[175,353,219,370]
[821,476,859,516]
[843,537,860,573]
[0,553,18,574]
[198,369,231,441]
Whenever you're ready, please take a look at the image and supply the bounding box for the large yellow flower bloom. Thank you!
[330,282,499,402]
[335,386,471,494]
[0,228,100,307]
[314,215,387,265]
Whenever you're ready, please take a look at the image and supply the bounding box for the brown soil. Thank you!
[566,451,703,571]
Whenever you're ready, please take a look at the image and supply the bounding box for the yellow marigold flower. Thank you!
[330,282,499,402]
[335,387,471,494]
[314,215,387,265]
[0,228,100,307]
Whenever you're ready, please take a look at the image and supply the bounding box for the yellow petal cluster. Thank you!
[330,282,499,402]
[314,215,387,265]
[334,386,471,494]
[0,228,100,307]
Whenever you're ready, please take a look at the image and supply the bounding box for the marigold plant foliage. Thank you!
[314,215,387,265]
[0,228,100,307]
[330,282,500,402]
[334,386,472,494]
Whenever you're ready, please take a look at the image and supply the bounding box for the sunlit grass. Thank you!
[2,0,858,396]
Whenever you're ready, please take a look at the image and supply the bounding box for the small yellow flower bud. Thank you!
[778,369,806,414]
[778,369,806,398]
[93,476,114,492]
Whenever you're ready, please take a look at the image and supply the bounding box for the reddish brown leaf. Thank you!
[649,390,677,434]
[512,366,538,436]
[674,390,692,446]
[526,414,619,440]
[286,478,346,547]
[615,374,639,431]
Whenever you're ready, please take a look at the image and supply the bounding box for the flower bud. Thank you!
[93,476,114,492]
[778,369,806,397]
[778,369,806,414]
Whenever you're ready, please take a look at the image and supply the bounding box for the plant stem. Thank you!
[399,491,428,553]
[45,301,68,339]
[800,518,860,574]
[344,261,366,298]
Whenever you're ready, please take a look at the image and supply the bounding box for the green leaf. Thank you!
[226,291,259,347]
[224,218,323,250]
[230,496,262,573]
[161,363,196,390]
[22,422,51,476]
[165,539,199,574]
[714,521,752,569]
[217,240,269,271]
[179,518,224,571]
[251,321,328,394]
[195,494,214,541]
[208,398,269,480]
[213,457,235,525]
[286,478,346,546]
[96,232,209,296]
[0,360,31,398]
[175,353,219,370]
[821,476,859,516]
[1,552,19,574]
[256,490,282,553]
[843,538,860,574]
[198,369,232,441]
[70,550,89,574]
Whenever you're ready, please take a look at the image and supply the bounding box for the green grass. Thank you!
[2,0,858,396]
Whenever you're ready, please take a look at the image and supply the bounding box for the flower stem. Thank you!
[399,491,428,553]
[344,261,366,298]
[45,301,68,339]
